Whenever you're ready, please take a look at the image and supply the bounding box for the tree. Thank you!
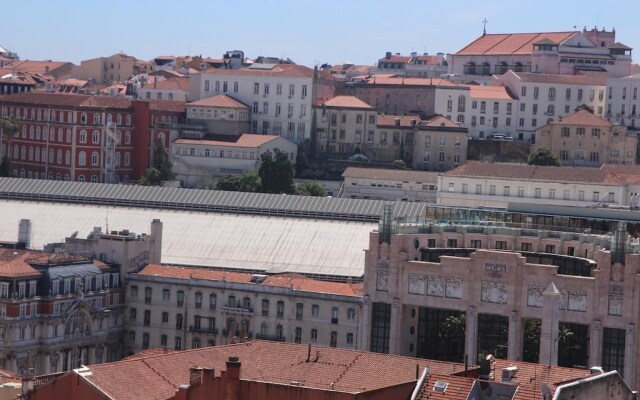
[527,148,560,166]
[215,175,241,191]
[392,159,407,169]
[259,148,294,194]
[439,313,466,341]
[296,181,326,197]
[239,170,261,192]
[522,318,541,363]
[0,115,20,177]
[140,139,175,186]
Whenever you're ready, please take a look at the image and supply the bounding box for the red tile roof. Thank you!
[456,32,577,55]
[0,250,41,278]
[189,94,249,109]
[5,59,73,75]
[444,161,622,185]
[468,85,515,100]
[152,77,189,91]
[148,99,186,112]
[512,72,607,85]
[80,340,470,400]
[379,55,412,64]
[548,109,611,127]
[322,95,373,109]
[174,133,282,148]
[376,114,422,127]
[342,167,439,183]
[137,264,363,296]
[122,348,176,361]
[415,373,475,400]
[201,64,333,80]
[359,74,458,87]
[0,92,132,109]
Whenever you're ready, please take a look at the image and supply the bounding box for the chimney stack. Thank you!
[225,356,241,400]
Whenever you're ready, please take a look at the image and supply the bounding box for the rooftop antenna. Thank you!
[482,18,489,36]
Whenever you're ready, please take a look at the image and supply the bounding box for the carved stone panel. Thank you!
[608,294,623,316]
[445,278,463,299]
[559,289,568,310]
[567,290,587,312]
[427,276,445,297]
[408,274,426,295]
[480,282,508,304]
[376,271,389,292]
[527,286,544,308]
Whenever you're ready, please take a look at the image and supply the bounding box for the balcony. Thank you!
[189,326,218,335]
[221,304,254,316]
[255,333,286,342]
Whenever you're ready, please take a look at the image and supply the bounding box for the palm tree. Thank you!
[0,115,20,177]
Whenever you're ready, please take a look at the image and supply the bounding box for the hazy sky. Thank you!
[1,0,637,67]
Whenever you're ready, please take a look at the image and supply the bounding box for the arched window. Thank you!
[126,115,131,126]
[548,87,556,101]
[93,113,101,125]
[28,146,33,161]
[124,152,130,166]
[78,175,85,182]
[65,150,70,165]
[158,132,165,144]
[19,168,25,178]
[56,173,61,180]
[457,114,465,124]
[29,126,34,139]
[117,114,122,125]
[66,129,71,143]
[36,127,41,140]
[56,149,62,164]
[91,151,99,166]
[12,144,18,159]
[93,131,100,144]
[125,131,131,145]
[49,128,54,141]
[48,172,53,180]
[547,104,555,115]
[106,114,112,123]
[117,131,122,144]
[80,130,87,143]
[91,175,98,183]
[21,145,26,160]
[115,152,121,167]
[35,147,40,162]
[64,174,70,181]
[58,128,63,142]
[49,149,54,163]
[21,125,26,138]
[457,95,466,112]
[123,175,130,183]
[79,151,86,166]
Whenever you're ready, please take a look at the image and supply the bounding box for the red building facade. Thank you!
[0,93,185,182]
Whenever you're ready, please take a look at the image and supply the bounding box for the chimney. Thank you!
[18,219,31,247]
[225,356,241,400]
[307,343,312,362]
[385,52,392,59]
[150,219,163,264]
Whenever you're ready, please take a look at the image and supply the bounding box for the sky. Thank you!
[1,0,637,67]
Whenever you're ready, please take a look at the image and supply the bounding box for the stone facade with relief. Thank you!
[362,222,640,390]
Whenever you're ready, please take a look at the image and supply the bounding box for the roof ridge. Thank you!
[140,358,177,389]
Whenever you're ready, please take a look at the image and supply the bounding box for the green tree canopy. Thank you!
[0,115,21,177]
[140,139,175,186]
[259,148,294,194]
[296,181,326,197]
[215,171,261,192]
[215,175,242,191]
[527,147,560,166]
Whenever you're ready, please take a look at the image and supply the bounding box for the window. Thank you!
[92,130,99,143]
[160,334,168,347]
[592,129,600,137]
[129,308,137,321]
[277,301,284,318]
[209,293,217,310]
[489,185,496,195]
[548,87,556,101]
[593,191,600,202]
[589,152,599,163]
[295,327,302,343]
[78,151,86,166]
[175,336,182,351]
[289,302,301,321]
[545,245,556,253]
[162,289,170,302]
[347,308,356,320]
[176,313,183,329]
[311,304,319,317]
[461,183,468,193]
[534,188,541,198]
[80,130,87,143]
[144,287,152,304]
[143,310,151,326]
[331,307,339,324]
[177,290,184,307]
[603,328,626,376]
[311,329,318,341]
[162,312,168,324]
[330,331,338,347]
[475,185,482,194]
[533,86,539,99]
[289,84,295,96]
[261,299,269,316]
[560,150,568,160]
[480,101,486,113]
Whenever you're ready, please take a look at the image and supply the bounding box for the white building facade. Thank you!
[606,74,640,131]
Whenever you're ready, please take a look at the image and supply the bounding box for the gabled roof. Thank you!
[444,161,622,185]
[509,71,607,85]
[376,114,421,127]
[150,77,189,91]
[174,133,282,148]
[357,74,458,87]
[200,64,333,80]
[548,109,611,127]
[188,94,249,109]
[136,264,363,296]
[456,32,578,55]
[342,167,439,183]
[322,95,373,109]
[468,85,515,100]
[0,92,132,109]
[76,340,470,400]
[0,249,40,278]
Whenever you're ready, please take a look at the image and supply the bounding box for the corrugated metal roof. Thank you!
[0,178,426,223]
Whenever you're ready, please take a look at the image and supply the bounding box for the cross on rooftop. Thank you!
[482,18,489,35]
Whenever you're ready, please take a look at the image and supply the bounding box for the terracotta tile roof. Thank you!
[148,99,186,112]
[489,359,590,400]
[201,64,334,80]
[422,115,463,128]
[152,77,189,91]
[548,109,611,127]
[342,167,439,184]
[189,94,249,109]
[444,161,622,185]
[601,164,640,185]
[0,92,132,109]
[608,42,632,50]
[456,32,577,55]
[174,133,282,148]
[512,72,607,85]
[379,55,412,64]
[415,373,475,400]
[5,59,73,75]
[0,369,21,385]
[359,74,458,87]
[631,64,640,75]
[322,95,373,109]
[0,250,41,278]
[411,55,443,65]
[468,85,515,100]
[137,264,363,296]
[81,340,470,399]
[122,348,175,360]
